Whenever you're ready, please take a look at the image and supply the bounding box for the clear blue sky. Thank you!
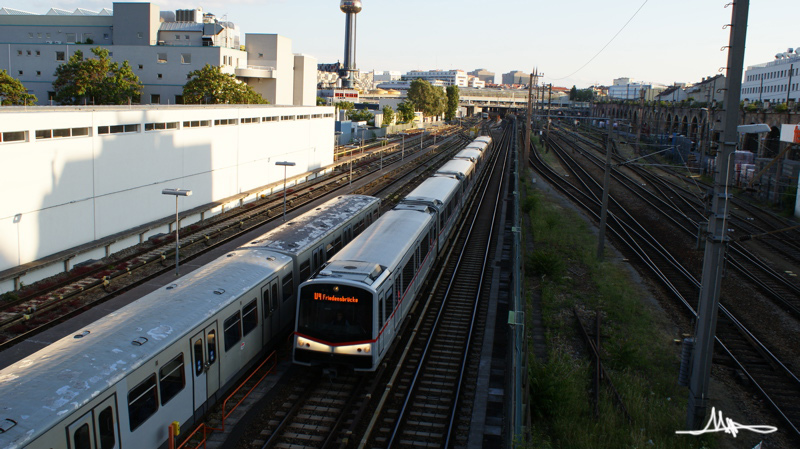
[4,0,798,88]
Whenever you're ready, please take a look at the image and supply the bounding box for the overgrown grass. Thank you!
[520,185,714,449]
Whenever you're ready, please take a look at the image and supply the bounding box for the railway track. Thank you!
[363,122,511,448]
[549,128,800,318]
[0,129,470,351]
[532,131,800,442]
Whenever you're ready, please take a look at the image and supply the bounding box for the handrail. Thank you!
[169,350,278,449]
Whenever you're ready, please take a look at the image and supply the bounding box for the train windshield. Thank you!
[297,283,373,344]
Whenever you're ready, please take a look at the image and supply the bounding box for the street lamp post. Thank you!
[400,133,407,161]
[377,137,388,171]
[275,161,296,221]
[162,188,192,276]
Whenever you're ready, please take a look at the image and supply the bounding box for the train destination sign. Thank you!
[314,292,359,303]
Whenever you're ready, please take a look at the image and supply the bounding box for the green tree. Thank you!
[381,105,395,127]
[183,64,267,104]
[0,69,37,105]
[445,85,460,120]
[432,86,447,117]
[397,101,416,123]
[336,100,355,112]
[317,96,327,106]
[348,108,374,123]
[407,79,435,117]
[52,47,141,105]
[569,85,578,100]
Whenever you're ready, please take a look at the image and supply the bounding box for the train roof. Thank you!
[453,149,482,162]
[0,249,291,448]
[317,209,434,286]
[473,136,492,144]
[244,195,379,256]
[435,159,475,178]
[402,177,460,206]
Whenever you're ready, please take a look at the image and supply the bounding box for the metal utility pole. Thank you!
[597,118,613,260]
[635,88,645,153]
[687,0,749,430]
[524,67,537,165]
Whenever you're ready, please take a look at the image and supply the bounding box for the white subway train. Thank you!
[0,195,379,449]
[293,135,493,371]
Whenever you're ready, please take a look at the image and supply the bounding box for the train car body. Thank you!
[294,209,438,371]
[453,148,483,169]
[396,177,462,254]
[0,195,379,449]
[473,135,492,146]
[435,159,477,199]
[241,195,381,331]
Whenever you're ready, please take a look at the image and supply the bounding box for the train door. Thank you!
[67,411,96,449]
[378,287,394,356]
[312,245,324,274]
[190,322,220,414]
[66,395,119,449]
[261,277,280,342]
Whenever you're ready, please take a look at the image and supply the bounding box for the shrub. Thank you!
[525,250,565,278]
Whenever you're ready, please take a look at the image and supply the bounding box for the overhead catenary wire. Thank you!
[552,0,649,80]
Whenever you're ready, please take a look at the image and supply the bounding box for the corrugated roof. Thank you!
[0,6,36,15]
[160,22,204,32]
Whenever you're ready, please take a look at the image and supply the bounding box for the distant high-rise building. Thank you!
[404,69,468,87]
[469,68,495,84]
[502,70,528,85]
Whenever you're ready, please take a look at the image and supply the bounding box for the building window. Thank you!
[258,53,263,58]
[66,33,76,43]
[214,118,237,126]
[157,53,167,63]
[0,131,28,143]
[35,50,40,56]
[158,353,185,406]
[150,94,160,104]
[127,375,158,431]
[36,71,41,76]
[175,34,180,40]
[182,120,210,128]
[26,50,31,56]
[138,64,143,70]
[17,50,22,56]
[18,70,23,75]
[104,33,110,40]
[181,53,191,64]
[56,51,65,61]
[157,73,163,79]
[145,122,178,131]
[28,32,33,38]
[98,124,140,135]
[175,95,184,104]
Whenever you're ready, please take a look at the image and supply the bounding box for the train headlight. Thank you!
[296,336,332,353]
[334,343,372,355]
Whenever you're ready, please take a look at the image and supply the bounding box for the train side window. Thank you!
[415,245,421,269]
[379,294,385,326]
[312,252,320,271]
[402,258,414,295]
[207,330,217,364]
[299,259,311,280]
[242,299,258,336]
[73,423,91,449]
[193,338,204,376]
[224,312,242,351]
[271,284,278,310]
[98,406,116,449]
[385,290,393,321]
[282,274,293,302]
[262,288,270,319]
[128,374,158,431]
[159,353,185,405]
[420,233,429,258]
[394,276,402,304]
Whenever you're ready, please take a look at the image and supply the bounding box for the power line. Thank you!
[552,0,649,81]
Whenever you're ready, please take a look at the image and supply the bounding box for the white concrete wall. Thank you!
[0,105,334,273]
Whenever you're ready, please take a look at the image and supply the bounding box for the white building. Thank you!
[741,48,800,104]
[0,3,316,106]
[404,69,468,87]
[373,70,401,82]
[0,105,335,292]
[467,76,485,88]
[608,77,667,101]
